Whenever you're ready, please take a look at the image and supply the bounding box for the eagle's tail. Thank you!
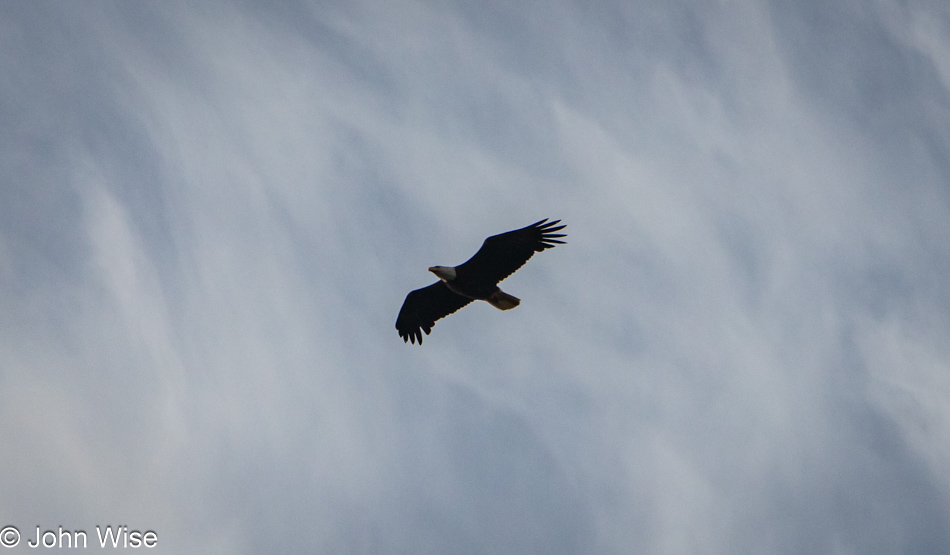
[487,290,520,310]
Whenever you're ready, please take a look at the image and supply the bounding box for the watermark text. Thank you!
[0,526,156,549]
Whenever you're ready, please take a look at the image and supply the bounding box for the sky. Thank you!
[2,0,950,553]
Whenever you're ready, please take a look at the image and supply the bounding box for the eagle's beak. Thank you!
[428,267,437,273]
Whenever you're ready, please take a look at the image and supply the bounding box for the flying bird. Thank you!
[396,219,566,344]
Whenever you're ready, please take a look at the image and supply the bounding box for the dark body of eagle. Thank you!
[395,219,566,344]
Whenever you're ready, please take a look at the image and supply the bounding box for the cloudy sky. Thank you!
[2,0,950,553]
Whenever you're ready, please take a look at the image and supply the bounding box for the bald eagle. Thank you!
[396,219,566,344]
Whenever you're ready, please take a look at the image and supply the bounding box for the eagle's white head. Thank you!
[428,266,457,282]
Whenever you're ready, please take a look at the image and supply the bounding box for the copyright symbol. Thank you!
[0,526,19,548]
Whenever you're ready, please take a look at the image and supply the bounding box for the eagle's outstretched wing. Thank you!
[456,219,566,285]
[395,281,474,344]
